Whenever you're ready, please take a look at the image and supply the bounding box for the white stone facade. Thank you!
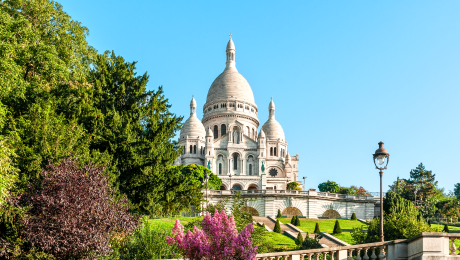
[176,37,299,191]
[175,37,374,218]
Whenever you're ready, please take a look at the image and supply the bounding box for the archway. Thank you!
[247,184,258,191]
[220,184,227,190]
[281,207,302,218]
[232,184,242,190]
[322,209,341,219]
[241,207,259,216]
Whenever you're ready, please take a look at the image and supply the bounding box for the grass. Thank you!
[264,231,298,250]
[431,224,460,232]
[143,216,203,230]
[278,218,366,233]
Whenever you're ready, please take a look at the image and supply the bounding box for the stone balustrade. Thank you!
[254,233,460,260]
[206,189,373,201]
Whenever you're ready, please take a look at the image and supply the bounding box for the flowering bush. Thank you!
[167,210,257,260]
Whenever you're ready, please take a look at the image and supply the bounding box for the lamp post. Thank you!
[204,172,209,212]
[229,174,233,192]
[303,176,307,191]
[373,141,390,242]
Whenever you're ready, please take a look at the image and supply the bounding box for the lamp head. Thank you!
[373,141,389,168]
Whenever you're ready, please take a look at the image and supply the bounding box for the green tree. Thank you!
[454,183,460,199]
[296,232,304,246]
[290,216,296,225]
[318,180,340,193]
[333,220,342,234]
[351,213,357,220]
[295,216,301,226]
[276,209,282,218]
[274,220,281,233]
[443,224,449,233]
[314,223,320,233]
[85,51,183,214]
[287,182,301,191]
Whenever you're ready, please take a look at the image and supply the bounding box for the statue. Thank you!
[261,160,265,173]
[207,160,212,170]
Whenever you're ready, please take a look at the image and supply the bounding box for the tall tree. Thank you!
[454,183,460,199]
[318,180,340,193]
[86,51,183,214]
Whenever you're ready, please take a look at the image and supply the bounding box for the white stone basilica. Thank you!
[175,37,300,191]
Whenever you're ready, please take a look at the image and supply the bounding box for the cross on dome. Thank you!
[229,33,232,39]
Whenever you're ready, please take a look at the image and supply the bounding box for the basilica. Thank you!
[175,37,300,191]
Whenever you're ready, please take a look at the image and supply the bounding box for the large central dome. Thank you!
[205,38,256,105]
[206,67,255,104]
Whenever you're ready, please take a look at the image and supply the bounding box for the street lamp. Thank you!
[373,141,389,242]
[303,177,307,191]
[229,174,233,192]
[204,172,209,212]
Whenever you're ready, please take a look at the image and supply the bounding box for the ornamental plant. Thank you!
[7,158,139,259]
[333,220,342,234]
[314,223,320,233]
[277,209,282,218]
[167,210,257,260]
[351,213,357,220]
[296,232,304,246]
[290,216,296,225]
[274,220,282,233]
[295,216,301,226]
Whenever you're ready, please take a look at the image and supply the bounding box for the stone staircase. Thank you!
[252,216,347,247]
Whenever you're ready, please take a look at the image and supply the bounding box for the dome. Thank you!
[206,68,255,104]
[206,38,256,105]
[180,114,206,139]
[261,118,285,141]
[261,98,285,140]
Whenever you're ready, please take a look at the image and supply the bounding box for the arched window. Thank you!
[219,163,222,175]
[246,126,249,136]
[274,147,277,156]
[233,126,240,144]
[270,147,273,156]
[190,145,192,153]
[213,125,218,139]
[252,129,255,139]
[249,164,252,175]
[194,145,196,154]
[221,124,226,136]
[233,153,238,170]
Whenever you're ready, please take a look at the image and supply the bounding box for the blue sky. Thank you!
[58,0,460,193]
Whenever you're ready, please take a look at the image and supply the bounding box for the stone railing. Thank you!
[206,190,374,201]
[254,232,460,260]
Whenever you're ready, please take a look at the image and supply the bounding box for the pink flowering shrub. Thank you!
[167,210,257,260]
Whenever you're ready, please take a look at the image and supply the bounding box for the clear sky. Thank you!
[57,0,460,193]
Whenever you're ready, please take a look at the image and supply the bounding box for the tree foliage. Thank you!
[332,220,342,234]
[3,158,139,259]
[276,209,282,218]
[454,183,460,199]
[318,180,340,193]
[296,232,304,246]
[314,223,320,233]
[351,213,357,220]
[274,220,281,233]
[287,182,301,191]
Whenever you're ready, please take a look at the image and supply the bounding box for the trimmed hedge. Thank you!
[314,222,320,233]
[351,213,357,220]
[274,220,282,233]
[333,220,342,234]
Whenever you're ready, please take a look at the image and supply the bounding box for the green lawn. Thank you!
[264,231,297,251]
[278,218,366,233]
[143,216,203,230]
[330,232,354,245]
[431,224,460,232]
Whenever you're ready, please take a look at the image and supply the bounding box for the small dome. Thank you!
[180,114,206,139]
[227,38,235,50]
[262,118,285,141]
[190,95,197,107]
[269,97,275,110]
[206,68,255,104]
[258,128,265,138]
[206,127,213,137]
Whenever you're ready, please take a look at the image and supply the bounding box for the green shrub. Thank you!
[443,224,449,233]
[314,222,320,233]
[332,220,342,234]
[112,219,179,260]
[351,226,367,244]
[276,209,282,218]
[295,216,301,226]
[290,216,296,225]
[274,220,281,233]
[296,232,304,246]
[300,233,322,250]
[351,213,357,220]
